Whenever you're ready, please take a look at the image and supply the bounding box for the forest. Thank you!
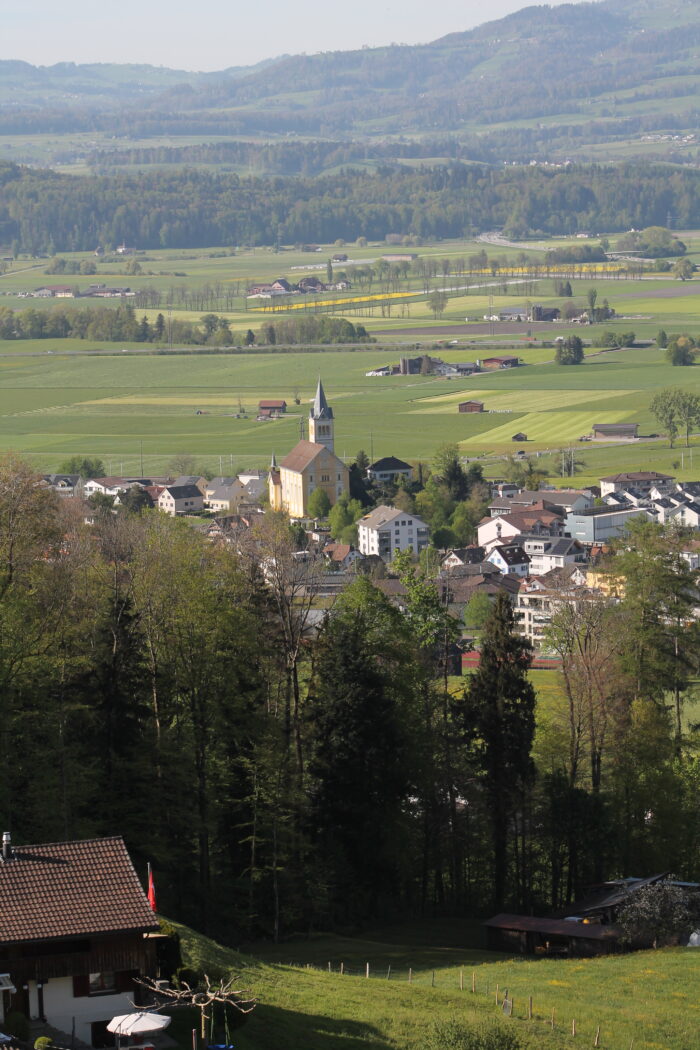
[2,160,700,252]
[2,454,699,943]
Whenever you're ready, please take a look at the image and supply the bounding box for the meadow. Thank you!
[169,917,700,1050]
[1,343,700,477]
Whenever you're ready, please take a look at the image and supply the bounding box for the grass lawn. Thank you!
[166,917,700,1050]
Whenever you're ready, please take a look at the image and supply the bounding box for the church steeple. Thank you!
[309,377,335,452]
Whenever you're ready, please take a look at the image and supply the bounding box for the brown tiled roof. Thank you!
[280,440,325,473]
[0,836,158,945]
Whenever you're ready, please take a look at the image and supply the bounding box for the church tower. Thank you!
[308,377,334,453]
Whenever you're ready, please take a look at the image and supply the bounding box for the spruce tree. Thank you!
[461,592,536,911]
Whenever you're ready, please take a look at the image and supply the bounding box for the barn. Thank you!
[458,400,484,413]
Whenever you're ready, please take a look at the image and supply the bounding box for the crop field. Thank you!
[1,342,699,476]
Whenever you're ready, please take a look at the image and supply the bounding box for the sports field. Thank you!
[0,343,698,477]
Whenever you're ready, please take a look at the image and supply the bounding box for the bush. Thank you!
[426,1018,523,1050]
[35,1037,53,1050]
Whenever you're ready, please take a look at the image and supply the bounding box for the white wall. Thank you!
[33,978,133,1045]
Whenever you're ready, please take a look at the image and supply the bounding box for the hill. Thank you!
[3,0,700,168]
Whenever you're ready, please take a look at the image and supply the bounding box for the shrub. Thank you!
[5,1012,29,1040]
[35,1037,53,1050]
[427,1018,523,1050]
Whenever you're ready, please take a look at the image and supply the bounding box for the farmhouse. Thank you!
[158,484,205,516]
[258,399,287,418]
[0,834,158,1046]
[458,400,484,413]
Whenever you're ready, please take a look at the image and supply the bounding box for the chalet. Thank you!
[0,834,158,1046]
[458,400,484,413]
[592,423,639,441]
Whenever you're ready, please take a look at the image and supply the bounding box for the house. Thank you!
[592,423,639,441]
[204,479,247,513]
[441,547,486,570]
[0,833,158,1047]
[566,505,654,544]
[478,510,563,548]
[367,456,413,485]
[158,484,205,516]
[322,543,365,570]
[83,477,157,499]
[599,471,674,497]
[257,400,287,419]
[42,474,82,498]
[297,277,326,293]
[520,536,587,576]
[357,506,429,560]
[458,400,484,413]
[486,544,530,576]
[172,475,208,496]
[516,573,606,646]
[268,380,349,518]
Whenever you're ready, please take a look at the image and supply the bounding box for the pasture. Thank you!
[173,917,700,1050]
[0,344,699,475]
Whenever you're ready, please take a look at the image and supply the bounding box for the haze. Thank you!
[5,0,583,72]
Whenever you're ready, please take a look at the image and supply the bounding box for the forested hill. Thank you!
[3,0,700,144]
[3,159,700,250]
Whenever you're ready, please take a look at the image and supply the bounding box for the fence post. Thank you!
[594,1025,600,1047]
[432,971,435,987]
[328,961,331,974]
[366,963,370,979]
[551,1008,555,1030]
[496,983,499,1004]
[472,971,476,994]
[387,966,391,980]
[409,968,412,984]
[460,968,464,991]
[340,963,344,976]
[528,996,532,1021]
[572,1018,576,1037]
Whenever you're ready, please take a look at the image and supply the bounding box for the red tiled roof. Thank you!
[0,836,158,944]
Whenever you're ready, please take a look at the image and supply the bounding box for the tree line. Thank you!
[3,160,700,253]
[2,455,700,944]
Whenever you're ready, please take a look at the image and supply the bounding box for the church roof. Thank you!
[311,377,333,420]
[280,440,326,472]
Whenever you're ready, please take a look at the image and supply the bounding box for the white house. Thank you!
[357,505,429,560]
[599,471,674,498]
[158,484,205,516]
[486,544,530,576]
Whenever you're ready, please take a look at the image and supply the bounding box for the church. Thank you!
[269,378,349,518]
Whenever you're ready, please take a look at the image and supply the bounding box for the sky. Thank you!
[5,0,581,72]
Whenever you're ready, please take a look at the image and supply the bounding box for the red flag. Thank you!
[147,863,157,912]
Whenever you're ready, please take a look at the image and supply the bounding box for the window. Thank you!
[321,474,330,482]
[89,972,116,995]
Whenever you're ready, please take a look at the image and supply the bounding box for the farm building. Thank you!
[458,400,484,413]
[484,914,621,957]
[512,432,528,442]
[592,423,639,440]
[481,355,519,370]
[258,399,287,418]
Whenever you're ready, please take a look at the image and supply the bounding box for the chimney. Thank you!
[2,832,11,861]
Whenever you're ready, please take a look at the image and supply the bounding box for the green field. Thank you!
[1,343,700,476]
[170,917,700,1050]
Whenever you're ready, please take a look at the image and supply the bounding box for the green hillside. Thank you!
[172,919,700,1050]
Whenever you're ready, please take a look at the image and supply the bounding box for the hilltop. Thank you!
[2,0,700,168]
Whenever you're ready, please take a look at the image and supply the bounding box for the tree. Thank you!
[354,449,370,473]
[59,456,105,479]
[244,329,255,346]
[328,494,362,540]
[672,258,695,281]
[656,329,668,348]
[460,592,536,910]
[433,444,468,502]
[617,879,700,948]
[168,454,197,477]
[307,488,331,519]
[586,288,597,320]
[554,335,584,365]
[464,591,492,631]
[427,290,448,319]
[666,334,696,366]
[671,389,700,446]
[650,388,680,446]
